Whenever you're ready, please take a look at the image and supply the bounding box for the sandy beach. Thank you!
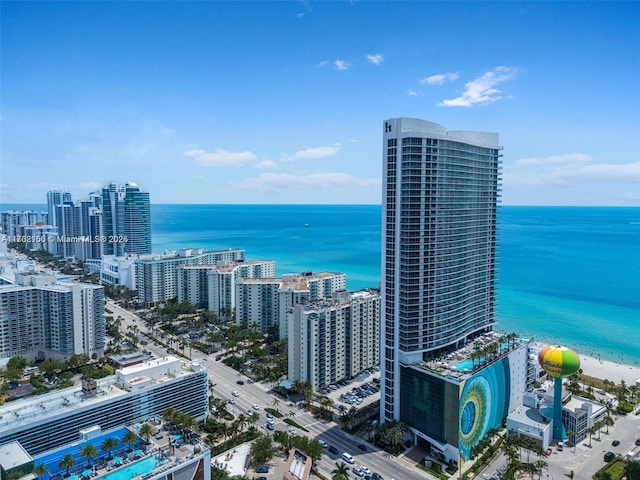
[577,352,640,386]
[533,342,640,386]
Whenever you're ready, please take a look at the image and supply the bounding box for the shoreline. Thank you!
[532,341,640,386]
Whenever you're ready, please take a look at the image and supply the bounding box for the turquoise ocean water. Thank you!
[4,204,639,363]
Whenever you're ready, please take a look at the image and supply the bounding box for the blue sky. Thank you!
[1,1,638,205]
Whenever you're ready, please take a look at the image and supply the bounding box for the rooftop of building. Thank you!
[299,289,380,311]
[239,271,345,290]
[0,356,206,434]
[283,449,312,480]
[135,248,244,262]
[408,331,529,382]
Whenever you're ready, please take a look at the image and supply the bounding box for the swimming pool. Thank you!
[101,456,165,480]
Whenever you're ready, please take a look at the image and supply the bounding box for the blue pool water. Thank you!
[100,456,165,480]
[34,427,137,477]
[455,359,474,372]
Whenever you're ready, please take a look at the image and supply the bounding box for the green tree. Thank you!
[80,444,98,467]
[122,430,139,451]
[6,356,28,371]
[59,453,75,476]
[138,423,156,444]
[331,461,350,480]
[101,437,118,459]
[32,464,49,480]
[250,435,275,465]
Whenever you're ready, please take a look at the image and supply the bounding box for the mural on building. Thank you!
[458,356,511,460]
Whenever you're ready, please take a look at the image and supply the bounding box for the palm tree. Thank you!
[122,430,139,452]
[32,464,49,480]
[138,423,156,444]
[587,426,596,447]
[101,437,118,459]
[59,454,75,476]
[270,397,280,413]
[331,461,350,480]
[80,444,98,468]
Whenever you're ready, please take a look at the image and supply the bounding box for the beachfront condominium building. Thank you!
[176,260,275,313]
[381,118,501,424]
[1,210,48,238]
[235,271,347,336]
[135,248,246,305]
[0,272,105,361]
[47,190,72,230]
[287,289,380,391]
[102,182,152,256]
[0,355,208,456]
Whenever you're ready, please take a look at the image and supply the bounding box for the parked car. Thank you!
[255,466,269,473]
[545,448,552,456]
[612,440,620,446]
[604,451,615,462]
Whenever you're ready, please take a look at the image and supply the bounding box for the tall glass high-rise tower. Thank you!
[381,118,502,422]
[102,182,152,256]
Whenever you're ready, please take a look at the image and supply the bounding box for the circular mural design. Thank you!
[459,375,491,458]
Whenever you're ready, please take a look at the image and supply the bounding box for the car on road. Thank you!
[604,451,615,462]
[228,398,235,404]
[231,390,239,397]
[318,440,328,448]
[612,440,620,446]
[545,448,552,456]
[372,473,384,480]
[252,403,260,410]
[236,380,244,385]
[360,466,371,475]
[255,466,269,473]
[328,445,339,454]
[357,443,367,451]
[352,467,364,477]
[246,409,253,416]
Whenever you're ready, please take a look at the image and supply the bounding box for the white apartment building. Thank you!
[135,248,245,305]
[175,260,275,314]
[0,356,208,456]
[97,254,138,289]
[287,289,380,391]
[235,271,346,335]
[0,272,105,361]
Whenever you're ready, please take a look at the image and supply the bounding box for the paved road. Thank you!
[106,300,434,480]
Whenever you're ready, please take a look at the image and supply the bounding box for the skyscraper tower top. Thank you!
[101,182,152,256]
[381,118,502,423]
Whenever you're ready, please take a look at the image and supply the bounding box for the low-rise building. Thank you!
[0,356,208,456]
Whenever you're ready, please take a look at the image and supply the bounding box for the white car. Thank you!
[318,440,328,448]
[231,390,240,397]
[252,403,260,410]
[288,427,297,435]
[228,398,235,404]
[360,466,371,475]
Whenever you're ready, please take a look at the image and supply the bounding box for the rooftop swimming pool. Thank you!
[34,427,137,477]
[101,456,166,480]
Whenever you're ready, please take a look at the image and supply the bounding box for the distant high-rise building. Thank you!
[381,118,502,423]
[46,190,72,230]
[102,182,152,256]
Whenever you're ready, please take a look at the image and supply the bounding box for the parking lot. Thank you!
[322,367,381,409]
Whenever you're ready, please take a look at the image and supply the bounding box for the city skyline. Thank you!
[1,2,639,206]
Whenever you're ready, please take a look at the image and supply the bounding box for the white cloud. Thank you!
[255,160,277,169]
[229,172,381,193]
[334,60,351,71]
[366,54,384,65]
[406,89,419,97]
[315,60,330,68]
[282,144,341,161]
[515,153,592,167]
[503,155,640,187]
[420,72,459,85]
[186,148,257,167]
[439,66,518,107]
